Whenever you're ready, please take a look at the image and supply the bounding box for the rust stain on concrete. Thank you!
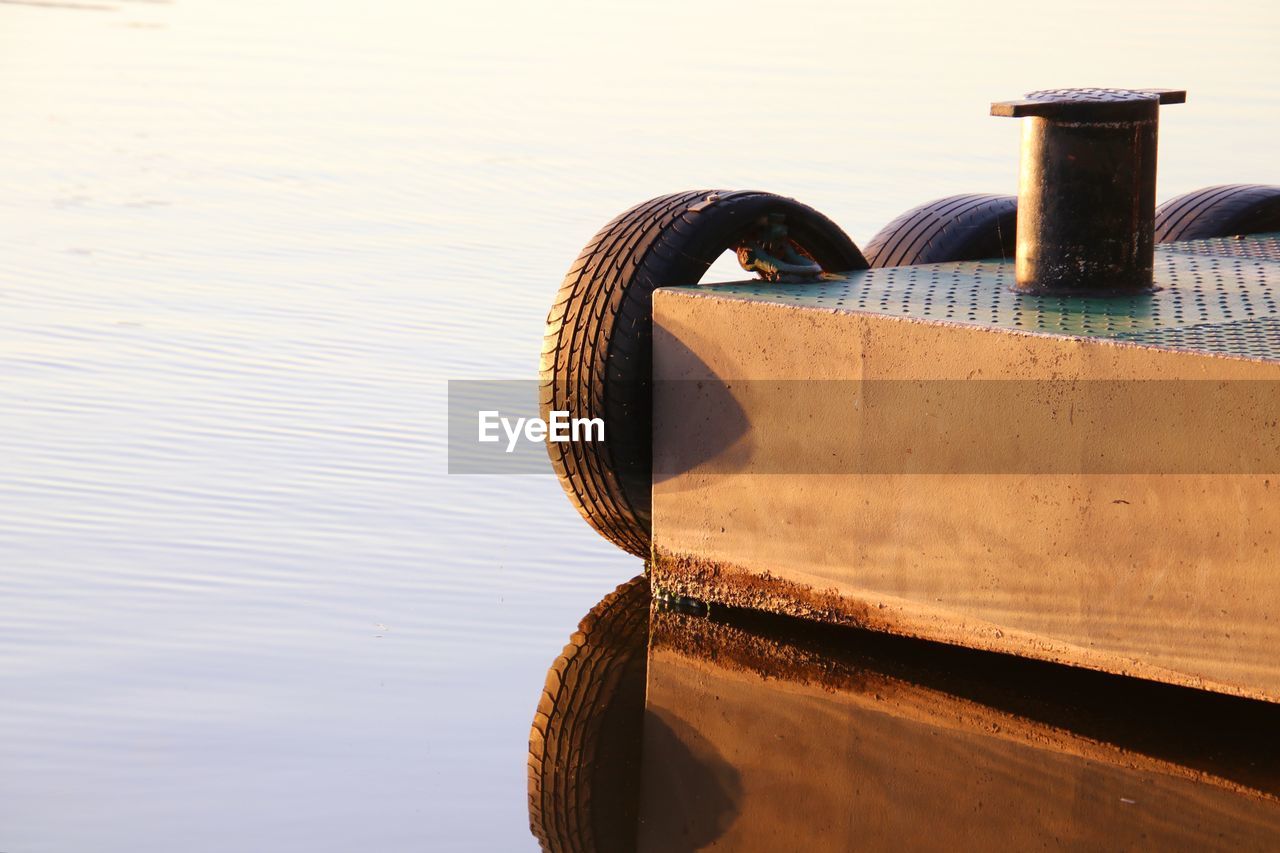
[652,548,882,631]
[650,546,1280,704]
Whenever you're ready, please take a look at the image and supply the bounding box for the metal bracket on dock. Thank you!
[736,212,826,283]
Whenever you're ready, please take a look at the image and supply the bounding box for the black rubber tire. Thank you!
[528,575,651,853]
[863,193,1018,268]
[540,191,866,557]
[1154,184,1280,243]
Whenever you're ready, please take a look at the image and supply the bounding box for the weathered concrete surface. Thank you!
[651,283,1280,701]
[637,610,1280,852]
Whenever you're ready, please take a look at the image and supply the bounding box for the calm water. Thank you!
[1,0,1278,850]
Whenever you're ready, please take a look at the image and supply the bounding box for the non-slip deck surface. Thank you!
[676,233,1280,361]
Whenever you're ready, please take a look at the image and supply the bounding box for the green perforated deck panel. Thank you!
[674,233,1280,362]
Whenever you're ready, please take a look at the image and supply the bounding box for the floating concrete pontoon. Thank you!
[651,234,1280,702]
[540,87,1280,703]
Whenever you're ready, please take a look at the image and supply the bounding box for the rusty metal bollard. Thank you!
[992,87,1185,294]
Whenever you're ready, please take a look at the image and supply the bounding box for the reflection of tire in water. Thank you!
[528,575,650,852]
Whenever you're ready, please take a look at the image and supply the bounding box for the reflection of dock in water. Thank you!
[529,579,1280,851]
[641,606,1280,851]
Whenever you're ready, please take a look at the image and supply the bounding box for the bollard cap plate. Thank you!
[992,87,1186,120]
